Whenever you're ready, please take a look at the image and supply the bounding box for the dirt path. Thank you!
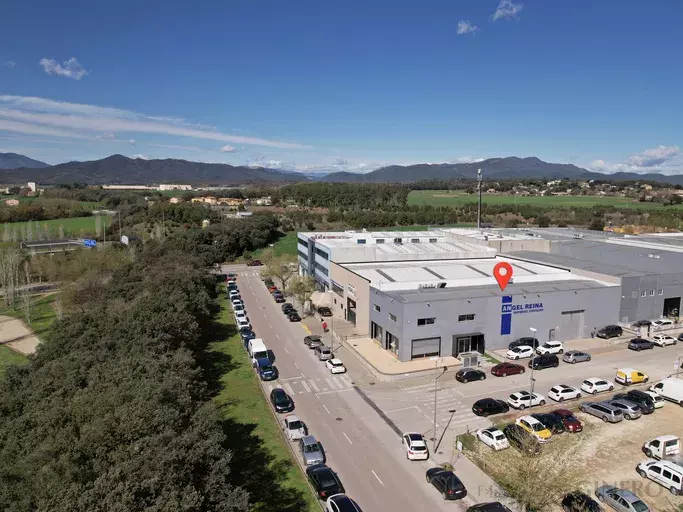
[0,315,40,355]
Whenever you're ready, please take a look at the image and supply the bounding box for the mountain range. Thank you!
[1,153,683,186]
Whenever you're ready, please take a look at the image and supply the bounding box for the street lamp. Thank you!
[430,356,445,452]
[327,290,335,352]
[529,327,537,403]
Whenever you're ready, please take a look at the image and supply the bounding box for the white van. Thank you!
[636,459,683,495]
[650,378,683,406]
[643,435,681,460]
[248,339,269,364]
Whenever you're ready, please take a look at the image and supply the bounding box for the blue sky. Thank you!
[1,0,682,174]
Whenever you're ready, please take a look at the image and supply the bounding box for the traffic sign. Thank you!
[83,239,97,247]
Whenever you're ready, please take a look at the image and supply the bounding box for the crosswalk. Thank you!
[266,374,355,396]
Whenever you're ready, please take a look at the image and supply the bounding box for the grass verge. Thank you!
[0,345,27,377]
[203,292,320,512]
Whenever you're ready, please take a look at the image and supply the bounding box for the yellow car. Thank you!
[516,415,552,443]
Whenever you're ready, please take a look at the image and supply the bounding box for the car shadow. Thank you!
[267,349,276,363]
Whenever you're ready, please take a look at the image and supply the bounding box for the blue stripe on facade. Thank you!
[500,295,513,335]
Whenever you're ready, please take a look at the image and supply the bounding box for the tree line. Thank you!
[272,182,410,209]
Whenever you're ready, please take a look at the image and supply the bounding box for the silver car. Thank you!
[579,401,623,423]
[315,345,333,361]
[299,435,324,466]
[563,350,591,364]
[608,399,642,420]
[594,485,650,512]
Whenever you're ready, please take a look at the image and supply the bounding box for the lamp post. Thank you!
[529,327,537,404]
[430,356,444,452]
[327,290,335,352]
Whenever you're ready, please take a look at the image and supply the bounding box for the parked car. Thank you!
[553,408,583,433]
[472,398,510,417]
[403,432,429,460]
[596,325,623,339]
[455,368,486,383]
[562,491,604,512]
[318,307,332,317]
[491,362,526,377]
[503,424,541,455]
[476,427,509,451]
[306,464,344,499]
[508,337,539,350]
[325,494,362,512]
[270,388,294,413]
[653,318,674,329]
[227,272,237,278]
[304,335,324,349]
[529,353,560,370]
[615,368,649,386]
[315,345,333,361]
[613,390,655,414]
[642,435,681,460]
[326,359,346,374]
[236,318,251,331]
[628,338,655,351]
[632,320,652,328]
[425,467,467,500]
[274,294,286,304]
[467,503,513,512]
[283,414,307,440]
[548,384,581,402]
[299,435,324,465]
[652,334,676,346]
[636,459,683,495]
[581,378,614,395]
[643,390,665,408]
[531,412,566,434]
[607,399,642,420]
[649,378,683,405]
[678,332,683,342]
[288,311,301,322]
[506,345,535,360]
[507,391,546,410]
[246,259,263,266]
[579,401,623,423]
[594,485,650,512]
[240,329,256,343]
[255,358,278,381]
[536,341,564,355]
[563,350,592,364]
[516,415,552,443]
[233,303,245,313]
[281,303,294,314]
[268,285,278,292]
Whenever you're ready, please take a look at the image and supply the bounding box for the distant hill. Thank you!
[0,154,309,185]
[322,157,683,185]
[0,153,49,170]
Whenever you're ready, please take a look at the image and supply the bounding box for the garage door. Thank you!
[411,337,441,359]
[560,310,585,340]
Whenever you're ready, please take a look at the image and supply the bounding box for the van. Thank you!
[643,435,681,460]
[248,339,269,364]
[578,401,623,423]
[615,368,649,385]
[650,378,683,406]
[636,459,683,495]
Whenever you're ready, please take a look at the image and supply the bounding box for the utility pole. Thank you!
[118,210,122,240]
[477,168,483,230]
[430,356,443,453]
[529,327,537,402]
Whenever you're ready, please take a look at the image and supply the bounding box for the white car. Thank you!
[325,495,362,512]
[580,378,614,395]
[476,427,509,451]
[231,297,243,307]
[652,334,676,347]
[326,359,347,374]
[402,432,429,460]
[507,390,546,409]
[536,341,564,355]
[653,318,674,329]
[282,414,307,440]
[236,318,251,330]
[506,345,535,360]
[644,390,665,408]
[234,310,249,323]
[548,384,582,402]
[233,303,245,313]
[229,290,240,299]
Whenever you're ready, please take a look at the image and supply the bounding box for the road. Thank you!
[228,267,470,512]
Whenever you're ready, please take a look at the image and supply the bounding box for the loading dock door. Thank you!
[411,337,441,359]
[560,310,585,340]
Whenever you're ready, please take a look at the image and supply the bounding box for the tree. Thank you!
[287,275,317,315]
[588,216,605,231]
[263,255,297,294]
[536,215,551,228]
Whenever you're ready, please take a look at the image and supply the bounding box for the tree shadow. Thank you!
[197,321,240,395]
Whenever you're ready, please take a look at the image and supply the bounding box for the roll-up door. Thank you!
[411,337,441,359]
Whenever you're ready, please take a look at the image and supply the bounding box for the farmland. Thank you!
[2,215,113,239]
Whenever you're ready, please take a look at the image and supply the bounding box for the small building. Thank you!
[202,219,211,229]
[27,182,37,192]
[169,197,183,204]
[5,199,19,206]
[191,196,217,205]
[235,211,253,218]
[159,184,192,191]
[255,197,272,206]
[218,198,244,207]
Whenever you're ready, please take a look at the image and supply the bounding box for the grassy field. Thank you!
[251,231,299,259]
[407,190,679,209]
[0,346,27,376]
[203,293,319,512]
[3,215,113,238]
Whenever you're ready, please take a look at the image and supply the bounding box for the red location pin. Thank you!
[493,262,513,291]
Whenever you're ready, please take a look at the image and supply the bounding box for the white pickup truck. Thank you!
[642,435,681,460]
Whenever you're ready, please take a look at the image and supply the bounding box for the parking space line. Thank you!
[293,362,300,370]
[309,380,320,392]
[371,470,384,486]
[323,405,331,415]
[266,384,274,393]
[301,381,311,393]
[343,432,353,444]
[283,347,290,354]
[275,335,280,340]
[280,377,301,381]
[283,383,295,395]
[326,378,341,390]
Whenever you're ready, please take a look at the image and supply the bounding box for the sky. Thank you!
[1,0,682,174]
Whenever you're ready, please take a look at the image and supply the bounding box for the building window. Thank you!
[298,238,308,248]
[389,313,397,323]
[315,248,329,260]
[640,291,646,297]
[429,238,438,243]
[376,238,385,244]
[649,290,655,296]
[314,262,328,276]
[393,238,402,245]
[357,239,366,245]
[411,238,420,243]
[458,314,475,322]
[417,317,435,326]
[332,282,344,297]
[297,250,308,262]
[373,304,381,313]
[659,289,664,295]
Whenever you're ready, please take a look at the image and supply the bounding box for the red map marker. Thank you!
[493,262,513,291]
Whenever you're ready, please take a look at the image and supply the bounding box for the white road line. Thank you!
[326,378,341,390]
[301,381,311,393]
[384,405,420,414]
[317,388,355,396]
[266,384,274,393]
[400,383,436,392]
[323,405,331,415]
[301,373,306,379]
[283,383,295,395]
[339,375,353,387]
[465,386,522,399]
[293,362,300,370]
[371,470,384,486]
[309,380,320,392]
[268,323,272,328]
[275,335,280,340]
[283,347,290,354]
[343,432,353,444]
[280,377,301,382]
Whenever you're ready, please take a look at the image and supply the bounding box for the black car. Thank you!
[304,335,323,348]
[531,413,566,434]
[561,491,603,512]
[679,332,683,342]
[240,329,256,343]
[288,311,301,322]
[455,369,486,383]
[274,295,286,304]
[270,388,294,413]
[306,464,345,499]
[632,320,652,328]
[597,325,623,339]
[472,398,510,417]
[508,337,539,350]
[503,424,541,456]
[628,338,655,351]
[318,307,332,317]
[467,503,513,512]
[425,467,467,501]
[613,390,655,414]
[281,303,294,314]
[528,353,559,370]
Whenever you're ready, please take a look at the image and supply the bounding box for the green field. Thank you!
[252,231,299,259]
[0,345,28,377]
[2,215,113,239]
[407,190,679,209]
[204,294,319,512]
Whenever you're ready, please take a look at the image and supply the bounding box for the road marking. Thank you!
[280,377,301,381]
[339,375,353,387]
[275,335,280,340]
[266,384,274,393]
[283,383,295,395]
[301,381,311,393]
[371,470,384,486]
[283,347,290,354]
[309,380,320,392]
[343,432,353,444]
[301,373,306,379]
[316,388,355,396]
[326,378,341,390]
[268,323,272,328]
[384,405,420,414]
[302,324,312,334]
[323,405,331,415]
[293,362,300,370]
[464,386,522,399]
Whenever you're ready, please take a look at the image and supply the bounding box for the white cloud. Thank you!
[0,95,311,149]
[492,0,523,21]
[457,20,479,35]
[627,145,679,167]
[39,57,89,80]
[446,156,484,164]
[132,154,149,160]
[4,61,15,69]
[220,145,237,153]
[97,132,116,139]
[129,139,136,145]
[149,143,204,152]
[589,146,682,175]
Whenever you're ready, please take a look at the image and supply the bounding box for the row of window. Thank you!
[639,289,664,297]
[314,262,328,276]
[298,250,308,262]
[315,248,329,260]
[373,305,476,325]
[332,282,344,297]
[359,238,440,245]
[298,238,309,249]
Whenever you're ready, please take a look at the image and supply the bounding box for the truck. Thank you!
[650,378,683,406]
[642,435,681,460]
[248,338,269,365]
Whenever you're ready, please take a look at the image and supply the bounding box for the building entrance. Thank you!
[346,298,357,326]
[663,297,681,317]
[452,333,485,357]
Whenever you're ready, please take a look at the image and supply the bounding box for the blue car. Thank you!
[240,329,256,347]
[256,358,278,381]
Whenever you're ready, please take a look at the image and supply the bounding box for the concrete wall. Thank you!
[329,262,371,336]
[369,284,621,361]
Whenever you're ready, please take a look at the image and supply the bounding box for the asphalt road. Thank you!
[227,267,470,512]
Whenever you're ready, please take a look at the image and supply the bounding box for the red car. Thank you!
[490,362,526,378]
[552,409,583,433]
[268,285,278,293]
[247,259,263,266]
